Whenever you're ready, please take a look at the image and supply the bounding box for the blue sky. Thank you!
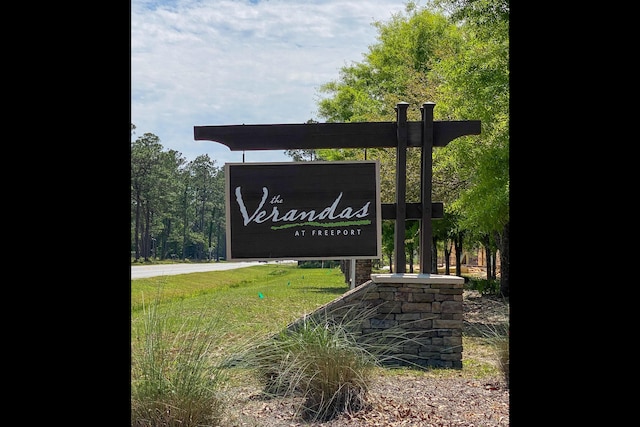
[131,0,412,165]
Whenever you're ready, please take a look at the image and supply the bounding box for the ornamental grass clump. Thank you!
[291,318,374,421]
[468,300,510,389]
[131,292,229,427]
[489,322,510,388]
[234,299,432,422]
[236,304,382,422]
[473,320,509,389]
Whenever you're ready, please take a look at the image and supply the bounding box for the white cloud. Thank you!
[131,0,410,165]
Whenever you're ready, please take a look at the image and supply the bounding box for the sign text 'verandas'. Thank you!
[235,187,371,228]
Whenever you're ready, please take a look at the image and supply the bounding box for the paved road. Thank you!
[131,260,296,279]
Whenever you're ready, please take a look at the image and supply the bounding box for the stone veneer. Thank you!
[355,259,372,287]
[288,273,464,369]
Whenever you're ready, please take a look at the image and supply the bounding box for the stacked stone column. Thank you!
[288,273,464,369]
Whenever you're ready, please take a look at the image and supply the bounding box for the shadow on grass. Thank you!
[303,286,349,295]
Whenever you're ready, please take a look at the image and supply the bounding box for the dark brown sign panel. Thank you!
[225,161,381,261]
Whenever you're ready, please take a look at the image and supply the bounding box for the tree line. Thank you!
[131,0,509,296]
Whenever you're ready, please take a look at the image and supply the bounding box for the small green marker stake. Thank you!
[258,292,264,299]
[287,281,291,286]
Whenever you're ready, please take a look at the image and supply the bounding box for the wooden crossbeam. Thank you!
[194,121,480,150]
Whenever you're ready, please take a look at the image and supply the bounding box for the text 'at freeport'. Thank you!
[235,186,371,226]
[294,228,362,237]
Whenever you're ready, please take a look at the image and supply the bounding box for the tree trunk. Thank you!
[134,193,141,261]
[216,222,221,261]
[482,235,492,279]
[181,191,188,260]
[144,204,151,261]
[491,250,497,280]
[454,232,464,277]
[499,221,509,297]
[431,237,438,274]
[444,240,452,275]
[341,260,350,285]
[408,245,414,273]
[161,218,171,260]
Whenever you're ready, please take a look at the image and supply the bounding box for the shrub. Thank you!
[297,260,341,269]
[466,277,501,295]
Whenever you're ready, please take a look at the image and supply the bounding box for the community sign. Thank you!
[225,161,381,260]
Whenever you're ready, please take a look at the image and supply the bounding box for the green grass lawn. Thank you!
[131,264,349,348]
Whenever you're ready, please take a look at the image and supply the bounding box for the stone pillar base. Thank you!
[287,273,465,370]
[367,274,464,369]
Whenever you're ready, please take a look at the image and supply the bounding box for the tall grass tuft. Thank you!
[247,313,376,421]
[131,291,229,427]
[294,320,373,421]
[467,302,510,389]
[233,301,424,422]
[489,322,509,388]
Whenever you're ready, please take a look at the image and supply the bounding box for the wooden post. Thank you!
[394,102,409,273]
[420,102,435,273]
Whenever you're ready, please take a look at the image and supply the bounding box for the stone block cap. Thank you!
[370,273,465,284]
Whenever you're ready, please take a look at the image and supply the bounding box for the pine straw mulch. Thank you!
[220,289,510,427]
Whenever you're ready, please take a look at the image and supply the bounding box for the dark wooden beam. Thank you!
[194,122,397,150]
[193,120,480,150]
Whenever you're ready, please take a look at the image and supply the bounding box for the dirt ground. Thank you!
[220,289,510,426]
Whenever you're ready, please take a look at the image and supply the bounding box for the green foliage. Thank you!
[297,260,342,269]
[465,276,501,295]
[314,0,510,293]
[381,220,395,269]
[432,0,509,238]
[315,7,464,209]
[131,132,226,262]
[434,0,509,40]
